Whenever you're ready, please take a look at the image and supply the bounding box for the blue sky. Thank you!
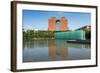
[23,10,91,31]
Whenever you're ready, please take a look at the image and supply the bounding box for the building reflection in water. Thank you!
[48,40,68,59]
[23,39,91,62]
[48,40,91,60]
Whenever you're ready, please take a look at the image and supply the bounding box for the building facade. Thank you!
[48,17,69,31]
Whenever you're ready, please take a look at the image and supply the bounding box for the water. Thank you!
[23,39,91,62]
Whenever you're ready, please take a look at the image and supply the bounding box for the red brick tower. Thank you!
[60,17,68,31]
[48,17,56,31]
[48,17,68,31]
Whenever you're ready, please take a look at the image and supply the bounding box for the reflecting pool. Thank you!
[23,40,91,62]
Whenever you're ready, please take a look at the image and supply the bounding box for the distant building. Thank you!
[48,17,69,31]
[75,25,91,31]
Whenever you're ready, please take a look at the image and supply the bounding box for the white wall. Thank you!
[0,0,99,73]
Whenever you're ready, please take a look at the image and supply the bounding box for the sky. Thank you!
[23,10,91,31]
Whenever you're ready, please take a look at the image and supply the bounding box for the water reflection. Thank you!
[48,40,68,59]
[23,40,48,49]
[23,40,91,62]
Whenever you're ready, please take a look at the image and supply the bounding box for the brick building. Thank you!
[48,17,69,31]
